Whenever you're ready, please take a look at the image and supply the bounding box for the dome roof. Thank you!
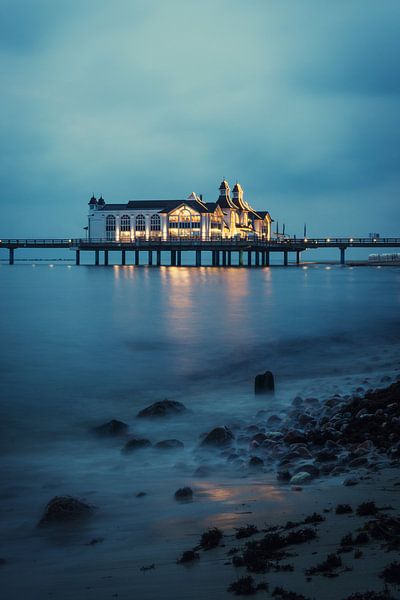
[97,196,105,205]
[88,195,97,205]
[219,179,230,190]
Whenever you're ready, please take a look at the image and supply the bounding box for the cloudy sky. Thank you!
[1,0,399,237]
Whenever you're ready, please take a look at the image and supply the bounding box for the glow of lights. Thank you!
[68,239,72,243]
[326,238,330,242]
[325,266,331,270]
[349,238,353,242]
[302,266,308,270]
[49,264,54,268]
[373,238,377,242]
[67,265,72,269]
[32,264,36,267]
[304,238,308,242]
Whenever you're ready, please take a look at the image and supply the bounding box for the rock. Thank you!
[249,456,264,468]
[284,430,307,445]
[293,463,319,478]
[177,550,199,563]
[348,456,369,468]
[298,414,316,427]
[254,371,275,394]
[137,400,187,418]
[252,433,267,444]
[123,438,151,452]
[316,450,337,462]
[174,486,193,501]
[155,439,184,450]
[267,415,282,426]
[290,471,312,485]
[92,419,128,436]
[343,477,359,487]
[200,426,234,447]
[276,470,292,482]
[39,496,94,526]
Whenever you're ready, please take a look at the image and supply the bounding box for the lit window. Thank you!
[150,214,161,231]
[135,214,146,231]
[106,215,116,240]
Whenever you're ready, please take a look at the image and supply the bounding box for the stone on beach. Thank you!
[122,438,152,452]
[39,496,94,526]
[137,400,187,418]
[92,419,128,436]
[200,426,234,447]
[254,370,275,394]
[290,471,313,485]
[155,439,184,450]
[174,487,193,501]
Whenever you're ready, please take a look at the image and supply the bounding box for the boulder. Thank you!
[294,463,320,478]
[200,426,234,447]
[39,496,94,526]
[249,456,264,468]
[155,439,184,450]
[254,371,275,394]
[123,438,151,452]
[174,486,193,501]
[290,471,312,485]
[137,400,187,418]
[92,419,128,436]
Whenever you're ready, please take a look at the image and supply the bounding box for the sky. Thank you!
[1,0,400,238]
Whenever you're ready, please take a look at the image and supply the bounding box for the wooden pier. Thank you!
[1,237,400,266]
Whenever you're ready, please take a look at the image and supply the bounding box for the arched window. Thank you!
[135,214,146,231]
[179,209,191,229]
[150,214,161,231]
[120,215,130,231]
[106,215,116,240]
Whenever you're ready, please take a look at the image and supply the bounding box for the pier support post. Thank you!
[171,250,176,266]
[104,250,108,266]
[9,248,14,265]
[135,250,139,266]
[296,250,301,265]
[212,250,216,266]
[222,251,227,266]
[265,251,270,266]
[247,250,252,266]
[239,250,244,267]
[215,251,220,266]
[340,247,346,265]
[227,251,232,266]
[76,250,80,266]
[156,250,161,266]
[255,251,260,266]
[148,250,153,266]
[284,251,288,266]
[196,250,201,267]
[177,250,181,266]
[95,250,99,266]
[121,250,126,266]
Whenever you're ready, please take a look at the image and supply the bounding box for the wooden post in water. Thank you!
[171,250,176,266]
[284,251,288,266]
[177,250,181,266]
[227,251,232,266]
[239,250,244,267]
[222,250,227,266]
[296,250,301,265]
[247,250,252,266]
[135,249,139,266]
[9,248,14,265]
[340,247,346,265]
[156,250,161,266]
[76,250,80,266]
[104,250,109,266]
[121,250,126,266]
[255,251,260,266]
[148,250,153,266]
[196,250,201,266]
[95,250,99,265]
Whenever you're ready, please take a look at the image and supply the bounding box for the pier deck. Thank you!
[1,237,400,266]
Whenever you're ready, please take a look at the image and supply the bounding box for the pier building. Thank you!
[87,179,273,242]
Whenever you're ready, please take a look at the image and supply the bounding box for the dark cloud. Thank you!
[0,0,399,238]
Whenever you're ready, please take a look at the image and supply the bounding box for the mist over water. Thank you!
[1,264,400,598]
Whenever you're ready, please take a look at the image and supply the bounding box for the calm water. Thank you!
[0,264,400,598]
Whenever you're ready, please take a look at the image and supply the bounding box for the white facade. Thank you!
[88,181,272,242]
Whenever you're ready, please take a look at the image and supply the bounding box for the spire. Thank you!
[217,178,237,209]
[88,194,97,206]
[232,182,247,210]
[97,195,105,206]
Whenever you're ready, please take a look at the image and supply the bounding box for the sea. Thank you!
[0,261,399,598]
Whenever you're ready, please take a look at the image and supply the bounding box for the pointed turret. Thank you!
[88,194,97,206]
[232,182,247,210]
[216,179,237,209]
[97,195,105,207]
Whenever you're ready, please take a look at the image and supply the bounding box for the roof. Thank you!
[98,199,209,214]
[88,195,97,205]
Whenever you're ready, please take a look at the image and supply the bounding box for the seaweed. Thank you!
[356,502,378,517]
[343,592,397,600]
[177,550,200,564]
[336,504,353,515]
[380,561,400,585]
[305,553,342,576]
[271,587,312,600]
[304,513,325,524]
[227,576,268,596]
[235,525,259,539]
[200,527,223,550]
